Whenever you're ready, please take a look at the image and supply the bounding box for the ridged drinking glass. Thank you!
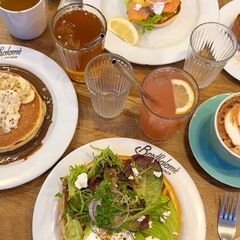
[184,22,238,88]
[84,53,133,118]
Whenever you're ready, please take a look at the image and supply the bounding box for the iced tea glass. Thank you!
[50,3,107,83]
[184,22,238,88]
[84,53,133,118]
[140,67,199,140]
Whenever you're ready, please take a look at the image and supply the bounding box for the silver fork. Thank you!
[218,193,240,240]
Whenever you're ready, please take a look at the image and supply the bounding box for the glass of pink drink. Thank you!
[140,67,199,140]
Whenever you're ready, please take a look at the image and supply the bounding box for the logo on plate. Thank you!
[0,46,22,60]
[135,145,181,175]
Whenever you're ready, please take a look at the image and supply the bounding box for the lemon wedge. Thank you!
[171,79,195,115]
[108,17,139,46]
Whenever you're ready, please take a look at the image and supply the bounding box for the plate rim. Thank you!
[32,137,206,240]
[189,93,240,188]
[0,44,78,189]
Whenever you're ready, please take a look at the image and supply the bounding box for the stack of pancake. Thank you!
[0,71,46,153]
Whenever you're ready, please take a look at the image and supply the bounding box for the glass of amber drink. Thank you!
[140,67,199,140]
[50,3,107,83]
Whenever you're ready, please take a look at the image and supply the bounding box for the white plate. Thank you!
[32,138,206,240]
[219,0,240,81]
[83,0,219,65]
[0,44,78,190]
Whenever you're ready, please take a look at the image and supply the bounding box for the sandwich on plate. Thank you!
[125,0,181,32]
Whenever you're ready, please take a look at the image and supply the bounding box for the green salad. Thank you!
[56,147,180,240]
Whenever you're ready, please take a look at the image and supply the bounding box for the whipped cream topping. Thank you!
[0,90,21,133]
[224,103,240,146]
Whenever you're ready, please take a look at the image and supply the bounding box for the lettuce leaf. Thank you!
[88,146,122,178]
[63,214,84,240]
[142,197,179,240]
[126,161,164,221]
[67,165,88,198]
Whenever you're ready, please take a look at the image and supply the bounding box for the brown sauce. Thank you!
[0,65,53,165]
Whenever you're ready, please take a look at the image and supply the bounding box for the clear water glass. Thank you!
[84,53,133,118]
[184,22,238,88]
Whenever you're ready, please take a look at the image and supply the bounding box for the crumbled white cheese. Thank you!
[151,2,165,15]
[145,236,160,240]
[128,175,134,180]
[159,210,171,224]
[160,216,166,223]
[111,230,134,240]
[153,171,162,178]
[83,230,101,240]
[134,3,142,11]
[132,167,139,176]
[163,210,171,217]
[137,215,146,222]
[148,221,153,228]
[74,173,88,189]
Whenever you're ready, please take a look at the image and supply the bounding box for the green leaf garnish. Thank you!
[63,214,84,240]
[67,165,88,198]
[94,180,127,228]
[55,192,63,198]
[137,14,162,34]
[88,146,122,178]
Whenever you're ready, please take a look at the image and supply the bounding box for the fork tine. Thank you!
[219,192,227,219]
[233,194,240,222]
[229,194,235,220]
[224,193,231,220]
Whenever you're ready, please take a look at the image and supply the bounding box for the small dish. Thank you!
[189,93,240,188]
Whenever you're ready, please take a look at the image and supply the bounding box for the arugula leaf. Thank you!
[137,15,162,34]
[88,146,122,178]
[64,188,93,222]
[137,12,176,33]
[55,192,63,198]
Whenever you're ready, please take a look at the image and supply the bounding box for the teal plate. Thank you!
[189,93,240,188]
